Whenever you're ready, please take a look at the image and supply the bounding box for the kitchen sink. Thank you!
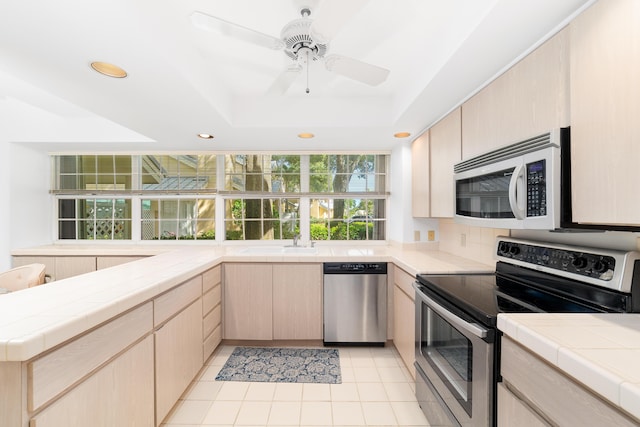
[239,246,318,255]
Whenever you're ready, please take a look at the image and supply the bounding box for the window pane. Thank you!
[57,198,132,240]
[59,220,76,239]
[59,156,77,174]
[309,154,386,193]
[309,198,385,241]
[58,199,76,219]
[141,155,215,192]
[224,155,300,193]
[53,156,134,190]
[223,197,300,241]
[141,198,215,240]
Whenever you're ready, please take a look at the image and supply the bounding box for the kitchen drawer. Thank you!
[393,265,415,300]
[29,302,153,411]
[203,265,221,293]
[154,275,202,327]
[204,325,221,361]
[203,305,221,339]
[501,337,639,427]
[203,283,221,316]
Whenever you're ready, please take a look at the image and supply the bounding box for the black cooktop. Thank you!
[415,262,632,328]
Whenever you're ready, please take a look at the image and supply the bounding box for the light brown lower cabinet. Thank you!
[30,335,155,427]
[497,383,549,427]
[393,266,416,378]
[499,336,640,426]
[273,264,323,340]
[155,299,204,424]
[224,263,273,340]
[224,263,323,341]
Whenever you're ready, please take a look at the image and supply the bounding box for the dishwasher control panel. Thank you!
[323,262,387,274]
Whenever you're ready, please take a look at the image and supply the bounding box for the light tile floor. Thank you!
[161,344,431,426]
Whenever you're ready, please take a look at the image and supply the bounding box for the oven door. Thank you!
[413,282,494,427]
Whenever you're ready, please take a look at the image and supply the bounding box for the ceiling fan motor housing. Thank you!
[280,15,327,62]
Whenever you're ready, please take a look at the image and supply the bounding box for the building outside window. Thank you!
[52,153,388,242]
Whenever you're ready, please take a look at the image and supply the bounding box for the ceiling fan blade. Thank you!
[266,64,303,95]
[190,11,285,50]
[324,54,389,86]
[309,0,369,44]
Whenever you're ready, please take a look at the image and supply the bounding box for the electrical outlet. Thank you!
[414,230,420,241]
[427,230,435,241]
[460,233,467,247]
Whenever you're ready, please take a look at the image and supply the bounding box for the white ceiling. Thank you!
[0,0,593,152]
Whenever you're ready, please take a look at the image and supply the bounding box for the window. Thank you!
[52,153,388,242]
[224,198,300,240]
[56,155,132,191]
[308,154,386,241]
[224,154,300,192]
[310,198,385,241]
[141,155,216,192]
[141,198,215,240]
[58,198,132,240]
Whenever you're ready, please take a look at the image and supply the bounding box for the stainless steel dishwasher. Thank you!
[323,262,387,346]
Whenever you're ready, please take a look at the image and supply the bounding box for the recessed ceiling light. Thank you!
[197,133,214,139]
[90,62,127,78]
[394,132,411,138]
[298,133,314,139]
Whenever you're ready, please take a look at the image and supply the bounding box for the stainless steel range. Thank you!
[413,237,640,427]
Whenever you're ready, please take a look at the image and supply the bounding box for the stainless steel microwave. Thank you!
[454,128,569,230]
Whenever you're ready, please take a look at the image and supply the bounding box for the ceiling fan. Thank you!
[190,0,390,95]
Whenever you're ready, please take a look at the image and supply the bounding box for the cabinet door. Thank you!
[30,336,155,427]
[155,299,203,424]
[12,256,56,281]
[54,257,96,280]
[96,256,144,269]
[497,383,550,427]
[393,285,415,379]
[411,131,430,217]
[273,264,322,340]
[462,28,569,159]
[430,107,461,217]
[570,0,640,226]
[223,264,273,340]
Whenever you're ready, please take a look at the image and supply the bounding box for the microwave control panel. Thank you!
[526,160,546,217]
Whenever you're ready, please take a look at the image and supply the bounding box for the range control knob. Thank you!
[498,242,509,255]
[572,256,588,269]
[592,260,609,273]
[509,245,521,256]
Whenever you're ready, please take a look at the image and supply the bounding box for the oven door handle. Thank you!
[413,282,488,339]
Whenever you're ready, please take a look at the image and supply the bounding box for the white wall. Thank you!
[6,144,52,266]
[0,140,10,270]
[388,143,438,244]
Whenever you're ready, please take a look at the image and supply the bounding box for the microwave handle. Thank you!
[508,164,526,220]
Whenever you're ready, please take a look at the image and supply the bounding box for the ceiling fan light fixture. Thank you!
[197,133,215,139]
[90,62,127,78]
[298,132,315,139]
[394,132,411,139]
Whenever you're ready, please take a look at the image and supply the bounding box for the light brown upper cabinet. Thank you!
[429,108,462,218]
[570,0,640,226]
[461,28,570,160]
[411,131,430,217]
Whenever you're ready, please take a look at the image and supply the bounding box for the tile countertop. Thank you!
[0,245,493,362]
[498,313,640,421]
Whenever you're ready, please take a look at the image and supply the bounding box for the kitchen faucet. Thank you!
[293,234,301,247]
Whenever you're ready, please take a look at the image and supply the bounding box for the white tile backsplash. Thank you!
[437,219,506,265]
